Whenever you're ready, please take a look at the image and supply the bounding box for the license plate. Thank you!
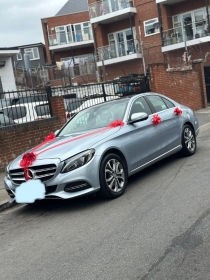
[15,179,45,203]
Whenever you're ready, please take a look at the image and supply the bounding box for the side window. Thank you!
[3,106,27,120]
[130,97,152,118]
[146,96,167,112]
[35,105,50,116]
[162,97,175,109]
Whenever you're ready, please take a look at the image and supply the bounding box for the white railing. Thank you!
[89,0,134,19]
[97,39,140,61]
[48,28,93,46]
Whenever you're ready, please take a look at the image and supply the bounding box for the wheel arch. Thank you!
[183,121,195,133]
[100,148,128,174]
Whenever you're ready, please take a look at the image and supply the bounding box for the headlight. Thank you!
[61,149,95,173]
[5,166,10,180]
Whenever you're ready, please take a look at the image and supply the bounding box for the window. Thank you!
[146,96,167,112]
[144,18,160,36]
[0,112,13,125]
[3,106,27,120]
[16,52,22,60]
[162,97,175,109]
[130,97,152,117]
[24,47,39,60]
[16,95,48,104]
[35,104,50,117]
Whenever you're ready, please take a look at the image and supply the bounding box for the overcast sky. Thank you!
[0,0,68,47]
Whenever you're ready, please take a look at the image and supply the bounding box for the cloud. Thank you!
[0,0,68,47]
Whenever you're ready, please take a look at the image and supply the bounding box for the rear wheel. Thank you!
[98,153,127,199]
[181,125,196,156]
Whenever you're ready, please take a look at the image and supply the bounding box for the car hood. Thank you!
[11,127,121,168]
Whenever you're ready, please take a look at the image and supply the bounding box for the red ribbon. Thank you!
[152,114,161,126]
[174,107,182,115]
[19,120,124,179]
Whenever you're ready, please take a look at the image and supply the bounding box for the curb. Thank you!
[0,199,17,213]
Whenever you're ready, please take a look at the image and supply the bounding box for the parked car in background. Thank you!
[4,92,199,202]
[0,111,15,126]
[0,99,13,110]
[2,101,50,124]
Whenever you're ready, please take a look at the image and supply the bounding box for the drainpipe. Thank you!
[206,0,210,35]
[157,3,163,46]
[129,12,136,53]
[43,20,53,65]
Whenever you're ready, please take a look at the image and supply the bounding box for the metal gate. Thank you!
[204,66,210,103]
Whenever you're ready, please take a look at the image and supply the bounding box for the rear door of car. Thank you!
[126,96,165,171]
[145,95,182,153]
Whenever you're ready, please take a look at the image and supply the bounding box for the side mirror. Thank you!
[128,112,148,124]
[54,130,60,136]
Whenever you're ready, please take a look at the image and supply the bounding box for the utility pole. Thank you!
[206,0,210,35]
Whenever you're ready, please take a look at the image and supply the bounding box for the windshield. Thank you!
[59,99,128,136]
[64,99,84,112]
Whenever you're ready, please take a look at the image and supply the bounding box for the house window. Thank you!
[172,8,208,41]
[16,52,22,60]
[144,18,160,36]
[24,47,39,60]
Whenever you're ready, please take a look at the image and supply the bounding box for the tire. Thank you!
[180,124,196,156]
[98,153,128,199]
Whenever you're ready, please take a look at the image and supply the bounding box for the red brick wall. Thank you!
[150,61,207,111]
[0,96,66,171]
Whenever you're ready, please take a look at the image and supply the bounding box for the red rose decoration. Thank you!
[20,152,36,169]
[152,114,161,126]
[174,107,182,115]
[45,132,56,141]
[109,120,124,128]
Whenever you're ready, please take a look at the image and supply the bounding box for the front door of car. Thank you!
[145,95,182,153]
[126,96,165,171]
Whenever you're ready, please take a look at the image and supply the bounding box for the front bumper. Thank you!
[4,155,101,200]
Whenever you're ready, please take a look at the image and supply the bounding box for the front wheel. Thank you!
[98,153,128,199]
[181,125,196,156]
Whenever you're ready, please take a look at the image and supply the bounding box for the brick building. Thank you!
[41,0,210,103]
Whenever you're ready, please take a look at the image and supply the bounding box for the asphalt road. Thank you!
[0,110,210,280]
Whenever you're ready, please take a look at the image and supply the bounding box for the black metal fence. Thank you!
[0,75,150,126]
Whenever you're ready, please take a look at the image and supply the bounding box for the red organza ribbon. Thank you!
[174,107,182,115]
[19,121,124,176]
[152,114,161,126]
[109,120,124,128]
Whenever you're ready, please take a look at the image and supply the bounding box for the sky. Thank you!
[0,0,68,47]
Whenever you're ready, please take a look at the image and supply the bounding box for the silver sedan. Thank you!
[4,92,199,201]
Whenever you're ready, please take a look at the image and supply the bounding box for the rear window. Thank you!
[35,104,50,116]
[162,97,175,109]
[64,99,84,112]
[3,106,27,120]
[16,95,48,104]
[0,112,12,124]
[0,99,12,108]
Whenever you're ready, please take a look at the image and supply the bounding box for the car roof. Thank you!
[1,101,49,109]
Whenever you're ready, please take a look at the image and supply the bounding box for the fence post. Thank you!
[102,83,107,102]
[46,85,53,117]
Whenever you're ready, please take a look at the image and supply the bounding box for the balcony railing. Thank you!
[48,28,93,46]
[98,39,140,61]
[89,0,134,19]
[162,19,210,47]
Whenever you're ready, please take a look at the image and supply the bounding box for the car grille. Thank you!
[9,164,57,185]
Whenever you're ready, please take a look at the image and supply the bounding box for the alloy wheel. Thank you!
[105,159,125,193]
[184,127,195,153]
